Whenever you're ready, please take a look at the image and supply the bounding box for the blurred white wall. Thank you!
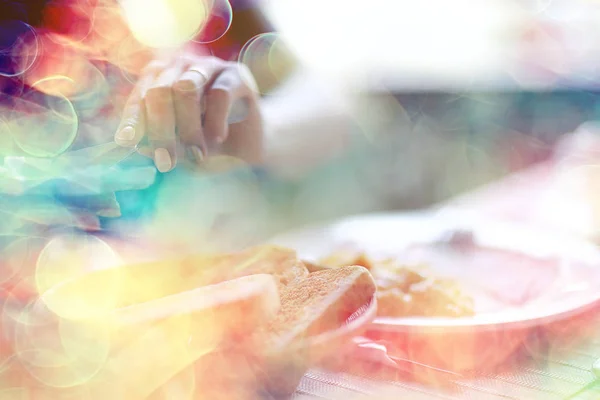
[265,0,600,90]
[265,0,525,89]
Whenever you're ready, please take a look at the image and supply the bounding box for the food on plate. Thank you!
[377,277,473,318]
[318,250,474,318]
[27,245,376,399]
[320,250,374,271]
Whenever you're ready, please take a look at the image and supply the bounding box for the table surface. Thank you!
[292,160,600,399]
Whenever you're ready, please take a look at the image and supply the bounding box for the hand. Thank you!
[114,54,264,172]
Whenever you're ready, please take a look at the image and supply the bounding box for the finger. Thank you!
[114,61,170,147]
[173,68,210,161]
[144,65,184,172]
[204,65,252,146]
[114,81,149,147]
[115,59,171,147]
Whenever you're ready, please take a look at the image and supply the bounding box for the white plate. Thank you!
[269,211,600,333]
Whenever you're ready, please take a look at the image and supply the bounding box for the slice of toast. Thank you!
[93,274,280,399]
[216,245,309,286]
[257,265,377,396]
[268,266,376,347]
[14,274,281,400]
[186,265,377,399]
[41,245,306,320]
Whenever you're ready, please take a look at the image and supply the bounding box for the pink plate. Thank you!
[269,211,600,334]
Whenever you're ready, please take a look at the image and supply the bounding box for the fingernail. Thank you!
[115,126,136,143]
[216,130,228,144]
[186,145,204,163]
[154,148,172,172]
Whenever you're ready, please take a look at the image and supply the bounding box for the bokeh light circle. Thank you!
[116,36,155,84]
[0,237,46,287]
[239,32,296,95]
[30,53,110,105]
[14,300,111,388]
[9,79,79,158]
[65,63,111,119]
[14,300,67,369]
[0,21,39,78]
[0,355,23,395]
[121,0,209,48]
[93,6,130,44]
[36,233,121,297]
[192,0,233,44]
[38,235,125,321]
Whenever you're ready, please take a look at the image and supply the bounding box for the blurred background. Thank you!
[257,0,600,226]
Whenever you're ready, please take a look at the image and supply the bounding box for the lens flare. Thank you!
[0,237,47,293]
[66,63,111,119]
[193,0,233,44]
[36,234,121,298]
[14,301,111,388]
[0,238,44,287]
[239,33,296,95]
[0,21,39,78]
[121,0,209,48]
[97,315,204,398]
[14,301,69,369]
[115,36,155,84]
[8,80,78,158]
[93,6,130,44]
[39,244,132,322]
[26,46,106,100]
